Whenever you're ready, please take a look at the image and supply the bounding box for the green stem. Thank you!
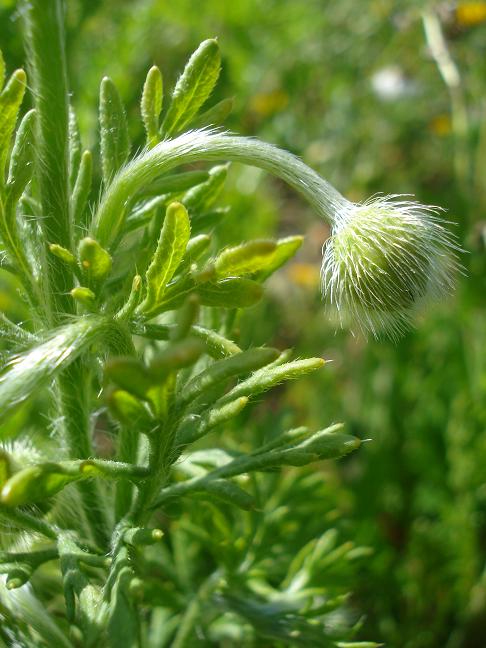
[0,505,58,540]
[22,0,73,319]
[57,360,109,548]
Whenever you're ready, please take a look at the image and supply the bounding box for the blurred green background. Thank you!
[1,0,486,646]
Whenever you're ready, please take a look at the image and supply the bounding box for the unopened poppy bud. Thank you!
[321,196,460,338]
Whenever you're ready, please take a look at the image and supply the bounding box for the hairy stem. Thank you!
[92,130,349,248]
[22,0,73,319]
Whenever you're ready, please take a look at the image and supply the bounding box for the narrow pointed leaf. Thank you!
[0,69,26,178]
[0,50,5,91]
[255,235,304,281]
[7,109,36,205]
[141,65,163,147]
[161,39,221,137]
[190,96,234,129]
[180,347,278,406]
[214,240,277,278]
[219,357,325,405]
[99,76,130,184]
[199,479,254,510]
[0,316,109,421]
[143,201,191,309]
[142,170,209,197]
[196,277,263,308]
[68,105,82,189]
[183,164,228,212]
[71,150,92,234]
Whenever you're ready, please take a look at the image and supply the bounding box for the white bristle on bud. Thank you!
[321,195,461,339]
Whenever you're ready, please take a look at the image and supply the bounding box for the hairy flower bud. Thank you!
[321,196,461,338]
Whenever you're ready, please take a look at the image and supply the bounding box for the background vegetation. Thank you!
[1,1,485,646]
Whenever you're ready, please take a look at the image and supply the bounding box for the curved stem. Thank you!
[92,130,349,248]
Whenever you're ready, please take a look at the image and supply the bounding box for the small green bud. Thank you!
[49,243,76,265]
[78,237,112,283]
[123,527,164,546]
[6,566,31,589]
[322,197,460,338]
[71,286,96,308]
[0,463,78,507]
[105,387,152,430]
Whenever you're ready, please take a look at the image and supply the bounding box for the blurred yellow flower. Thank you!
[287,263,320,288]
[429,114,451,136]
[250,90,289,117]
[456,2,486,26]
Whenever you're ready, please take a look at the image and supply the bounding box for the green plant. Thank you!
[0,1,459,646]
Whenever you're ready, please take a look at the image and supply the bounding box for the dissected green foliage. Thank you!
[0,5,372,647]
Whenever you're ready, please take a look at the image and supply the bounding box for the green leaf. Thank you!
[199,479,254,510]
[71,150,93,235]
[123,527,164,546]
[183,164,228,213]
[0,458,149,506]
[214,240,277,278]
[105,388,153,430]
[105,356,152,399]
[196,277,263,308]
[143,201,191,309]
[337,644,384,648]
[6,108,35,205]
[0,69,26,180]
[68,104,82,189]
[0,316,110,421]
[147,338,205,382]
[161,39,221,137]
[176,397,248,445]
[180,347,278,407]
[219,357,325,405]
[108,569,140,648]
[141,65,163,147]
[49,243,76,265]
[141,170,209,197]
[99,76,130,184]
[78,237,112,284]
[0,463,81,506]
[255,235,304,281]
[70,286,96,308]
[189,96,234,130]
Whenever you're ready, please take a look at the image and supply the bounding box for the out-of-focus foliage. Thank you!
[0,1,485,646]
